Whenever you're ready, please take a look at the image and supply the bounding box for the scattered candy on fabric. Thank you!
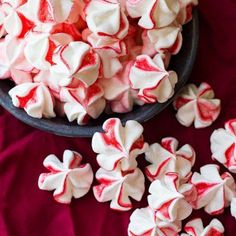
[190,164,236,215]
[181,218,224,236]
[38,150,94,204]
[128,207,181,236]
[92,118,148,171]
[173,82,221,128]
[210,119,236,173]
[93,166,145,211]
[148,172,196,222]
[145,137,195,182]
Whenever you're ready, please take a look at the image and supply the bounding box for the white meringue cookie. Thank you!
[210,119,236,173]
[0,35,34,84]
[129,54,178,103]
[181,218,224,236]
[128,207,181,236]
[93,166,145,211]
[148,173,195,222]
[230,197,236,219]
[60,82,106,125]
[38,150,94,204]
[143,24,183,55]
[190,164,236,215]
[173,82,221,128]
[92,118,148,171]
[126,0,180,29]
[9,82,56,118]
[85,0,129,39]
[145,137,195,182]
[51,41,100,87]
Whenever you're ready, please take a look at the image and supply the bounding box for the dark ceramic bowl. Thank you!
[0,11,199,137]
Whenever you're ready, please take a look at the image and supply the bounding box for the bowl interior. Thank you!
[0,11,199,137]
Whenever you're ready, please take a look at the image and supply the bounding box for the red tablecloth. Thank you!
[1,1,236,235]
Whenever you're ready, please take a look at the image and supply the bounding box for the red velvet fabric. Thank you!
[1,1,236,235]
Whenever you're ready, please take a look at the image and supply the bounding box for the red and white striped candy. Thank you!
[190,164,236,215]
[128,207,181,236]
[9,82,56,118]
[148,172,195,222]
[173,83,221,128]
[129,54,178,103]
[92,118,148,171]
[93,166,145,211]
[181,218,224,236]
[211,119,236,173]
[145,137,195,182]
[38,150,94,204]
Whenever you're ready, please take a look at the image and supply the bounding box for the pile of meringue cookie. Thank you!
[0,0,197,125]
[38,79,236,235]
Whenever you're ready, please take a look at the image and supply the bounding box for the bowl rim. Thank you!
[0,10,199,138]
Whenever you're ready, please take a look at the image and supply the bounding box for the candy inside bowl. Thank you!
[0,1,199,137]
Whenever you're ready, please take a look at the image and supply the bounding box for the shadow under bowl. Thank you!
[0,11,199,138]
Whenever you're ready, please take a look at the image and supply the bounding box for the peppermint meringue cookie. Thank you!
[24,31,74,71]
[0,35,34,84]
[173,82,221,128]
[60,82,106,125]
[142,24,183,55]
[129,54,178,103]
[177,0,198,25]
[148,173,195,222]
[128,207,181,236]
[126,0,180,29]
[85,31,126,79]
[190,164,236,215]
[100,61,141,113]
[210,119,236,173]
[181,218,224,236]
[38,150,94,204]
[93,166,145,211]
[230,197,236,219]
[85,0,129,39]
[92,118,148,171]
[51,41,100,87]
[9,82,56,118]
[1,0,34,37]
[18,0,80,25]
[145,137,195,182]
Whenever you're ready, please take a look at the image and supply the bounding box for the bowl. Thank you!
[0,11,199,138]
